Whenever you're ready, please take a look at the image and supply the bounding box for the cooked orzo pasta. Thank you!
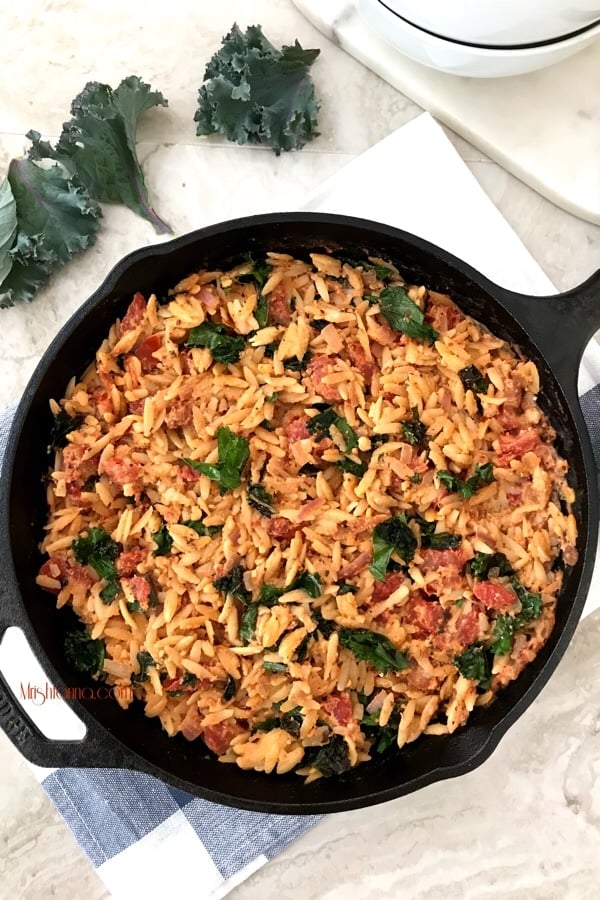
[37,251,578,781]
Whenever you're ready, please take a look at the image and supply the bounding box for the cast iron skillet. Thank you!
[0,213,598,814]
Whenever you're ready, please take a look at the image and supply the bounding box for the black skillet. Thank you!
[0,213,598,814]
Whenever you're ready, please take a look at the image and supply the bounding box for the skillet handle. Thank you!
[497,269,600,393]
[0,578,148,772]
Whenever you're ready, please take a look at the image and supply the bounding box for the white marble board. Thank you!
[294,0,600,225]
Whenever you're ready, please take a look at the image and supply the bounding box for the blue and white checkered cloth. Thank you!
[1,114,598,898]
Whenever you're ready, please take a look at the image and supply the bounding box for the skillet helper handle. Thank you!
[498,268,600,394]
[0,575,141,771]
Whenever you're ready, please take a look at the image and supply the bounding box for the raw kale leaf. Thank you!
[151,525,173,557]
[378,285,438,344]
[185,321,245,364]
[247,483,275,517]
[48,410,82,451]
[182,518,223,537]
[183,426,249,493]
[64,629,105,677]
[0,159,101,308]
[468,551,514,580]
[437,462,495,499]
[338,627,409,674]
[459,365,490,395]
[0,178,17,285]
[194,24,320,154]
[369,515,417,581]
[454,644,492,689]
[401,406,428,448]
[132,649,155,683]
[28,76,170,233]
[307,734,351,777]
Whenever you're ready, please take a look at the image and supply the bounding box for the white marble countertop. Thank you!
[0,1,599,898]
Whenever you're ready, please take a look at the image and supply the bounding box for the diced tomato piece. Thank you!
[128,398,145,415]
[347,342,374,384]
[306,355,341,401]
[268,516,296,544]
[421,548,467,572]
[62,444,97,483]
[268,285,292,325]
[322,692,353,726]
[496,430,539,465]
[202,719,246,755]
[372,571,405,603]
[284,416,310,443]
[403,595,445,637]
[38,556,93,594]
[133,334,162,373]
[178,464,198,483]
[121,293,146,333]
[180,705,204,741]
[456,607,480,646]
[116,548,146,577]
[165,399,194,429]
[103,455,140,486]
[473,581,516,611]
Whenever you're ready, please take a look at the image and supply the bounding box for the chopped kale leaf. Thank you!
[378,285,438,344]
[437,462,495,499]
[247,482,275,518]
[369,515,417,581]
[49,410,81,451]
[64,629,105,677]
[454,644,492,689]
[185,321,245,364]
[223,675,237,701]
[338,627,409,674]
[468,551,514,580]
[459,364,490,395]
[151,525,173,557]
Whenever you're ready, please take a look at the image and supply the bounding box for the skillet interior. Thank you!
[0,214,594,813]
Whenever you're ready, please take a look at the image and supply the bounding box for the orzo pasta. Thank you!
[37,251,577,781]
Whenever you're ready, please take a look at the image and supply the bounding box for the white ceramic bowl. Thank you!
[381,0,600,46]
[359,0,600,77]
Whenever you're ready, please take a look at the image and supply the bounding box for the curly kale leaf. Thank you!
[28,76,170,233]
[0,178,17,285]
[195,24,320,154]
[0,160,100,308]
